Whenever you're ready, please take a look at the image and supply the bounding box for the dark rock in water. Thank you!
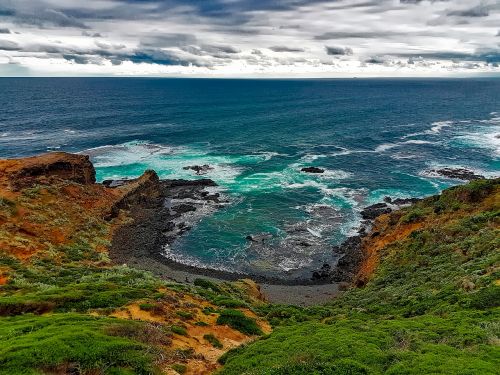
[245,233,273,243]
[301,166,325,174]
[312,263,331,280]
[171,204,196,214]
[429,168,484,181]
[163,179,217,187]
[383,196,392,203]
[360,203,392,220]
[183,164,214,175]
[392,197,420,206]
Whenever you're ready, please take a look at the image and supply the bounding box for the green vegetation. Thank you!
[219,179,500,374]
[217,309,263,336]
[1,171,498,375]
[171,363,187,374]
[176,311,194,320]
[171,325,188,336]
[0,314,163,375]
[204,333,224,349]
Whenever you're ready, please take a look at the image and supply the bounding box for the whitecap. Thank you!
[306,227,323,238]
[430,120,453,134]
[375,140,434,153]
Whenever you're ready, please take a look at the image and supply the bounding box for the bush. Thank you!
[204,333,223,349]
[267,359,369,375]
[139,303,155,311]
[0,313,159,375]
[216,309,262,336]
[194,278,221,293]
[213,296,247,308]
[171,325,188,336]
[176,311,194,320]
[171,363,187,374]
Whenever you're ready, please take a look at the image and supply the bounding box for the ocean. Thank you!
[1,77,499,278]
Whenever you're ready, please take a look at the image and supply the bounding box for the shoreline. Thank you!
[107,167,489,304]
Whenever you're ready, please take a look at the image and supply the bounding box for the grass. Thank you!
[0,313,161,375]
[218,179,500,375]
[1,170,498,374]
[171,325,188,336]
[171,363,187,374]
[204,333,224,349]
[217,309,263,336]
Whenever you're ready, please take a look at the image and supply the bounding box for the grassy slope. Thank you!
[0,181,268,375]
[219,179,500,375]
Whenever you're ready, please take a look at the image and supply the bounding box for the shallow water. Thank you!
[1,78,499,278]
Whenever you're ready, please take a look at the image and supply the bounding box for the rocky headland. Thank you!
[1,152,498,375]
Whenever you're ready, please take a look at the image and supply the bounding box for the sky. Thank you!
[0,0,499,77]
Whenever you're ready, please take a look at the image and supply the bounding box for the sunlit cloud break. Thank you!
[0,0,499,77]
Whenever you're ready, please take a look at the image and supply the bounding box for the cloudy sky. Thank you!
[0,0,499,77]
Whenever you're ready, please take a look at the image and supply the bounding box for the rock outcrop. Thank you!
[0,152,96,189]
[301,167,325,173]
[105,170,163,220]
[428,167,484,181]
[183,164,214,175]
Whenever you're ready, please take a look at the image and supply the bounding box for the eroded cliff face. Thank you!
[0,152,96,189]
[357,178,500,286]
[0,152,269,375]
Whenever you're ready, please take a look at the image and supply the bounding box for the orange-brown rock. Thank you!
[0,152,96,190]
[105,170,163,220]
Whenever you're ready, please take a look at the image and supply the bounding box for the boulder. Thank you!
[360,203,392,220]
[183,164,213,175]
[429,168,484,181]
[301,166,325,174]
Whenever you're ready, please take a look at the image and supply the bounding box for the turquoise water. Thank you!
[1,78,499,277]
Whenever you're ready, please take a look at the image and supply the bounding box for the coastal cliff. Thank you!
[0,152,498,375]
[0,152,270,375]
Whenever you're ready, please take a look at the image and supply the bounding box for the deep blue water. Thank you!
[1,78,499,277]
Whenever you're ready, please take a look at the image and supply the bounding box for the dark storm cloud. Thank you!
[447,5,490,17]
[181,44,240,58]
[41,9,89,29]
[63,54,91,64]
[315,31,389,40]
[365,56,386,64]
[269,46,305,52]
[6,8,90,29]
[1,0,499,75]
[140,34,198,48]
[82,31,103,38]
[325,46,353,55]
[0,28,11,34]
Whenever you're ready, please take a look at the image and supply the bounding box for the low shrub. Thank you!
[171,325,188,336]
[204,333,223,349]
[216,309,262,336]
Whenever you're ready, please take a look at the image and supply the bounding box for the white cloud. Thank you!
[0,0,499,77]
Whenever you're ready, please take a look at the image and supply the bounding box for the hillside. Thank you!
[0,152,498,375]
[0,153,270,375]
[219,178,500,374]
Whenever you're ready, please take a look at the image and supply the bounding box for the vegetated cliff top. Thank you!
[0,152,498,375]
[0,152,270,375]
[219,178,500,375]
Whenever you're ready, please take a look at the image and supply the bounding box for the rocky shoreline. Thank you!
[107,165,489,290]
[106,171,421,287]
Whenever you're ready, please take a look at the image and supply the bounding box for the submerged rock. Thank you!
[360,203,392,220]
[183,164,214,175]
[301,166,325,174]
